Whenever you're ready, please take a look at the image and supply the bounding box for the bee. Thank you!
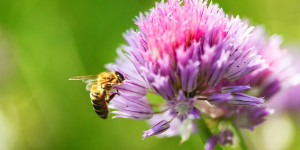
[69,71,125,119]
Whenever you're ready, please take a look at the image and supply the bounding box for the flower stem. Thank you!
[153,108,169,114]
[149,103,167,107]
[197,117,222,150]
[231,122,248,150]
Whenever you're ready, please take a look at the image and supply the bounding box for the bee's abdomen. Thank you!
[92,99,108,119]
[90,92,108,119]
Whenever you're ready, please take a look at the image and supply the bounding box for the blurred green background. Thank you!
[0,0,299,150]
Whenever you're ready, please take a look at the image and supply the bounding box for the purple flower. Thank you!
[115,0,265,118]
[102,0,291,142]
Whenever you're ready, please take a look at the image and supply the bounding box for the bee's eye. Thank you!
[115,71,125,83]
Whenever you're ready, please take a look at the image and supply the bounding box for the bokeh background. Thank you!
[0,0,299,150]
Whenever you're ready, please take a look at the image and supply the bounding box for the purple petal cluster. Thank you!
[234,27,291,99]
[208,85,264,106]
[106,50,153,120]
[234,106,274,131]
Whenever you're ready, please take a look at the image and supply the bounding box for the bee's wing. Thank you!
[69,75,98,83]
[85,82,97,91]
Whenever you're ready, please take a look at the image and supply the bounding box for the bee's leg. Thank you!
[106,93,118,103]
[101,81,112,88]
[101,82,109,88]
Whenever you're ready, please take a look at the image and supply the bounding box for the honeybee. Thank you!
[69,71,125,119]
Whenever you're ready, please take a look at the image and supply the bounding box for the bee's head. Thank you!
[115,71,125,83]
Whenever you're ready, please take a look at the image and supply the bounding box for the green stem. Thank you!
[197,117,222,150]
[231,122,248,150]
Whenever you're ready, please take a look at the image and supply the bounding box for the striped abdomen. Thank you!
[90,91,109,119]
